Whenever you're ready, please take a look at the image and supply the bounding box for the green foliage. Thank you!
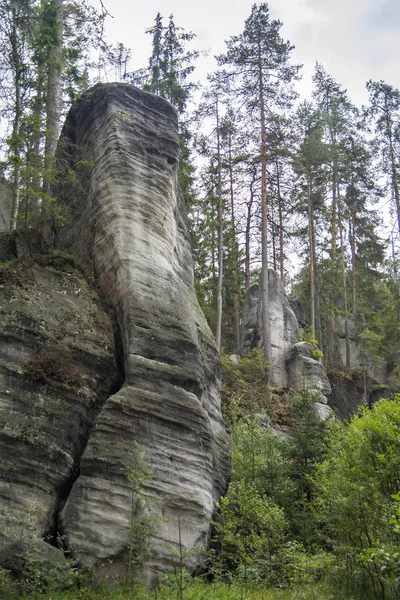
[123,442,154,586]
[212,480,288,584]
[230,416,295,511]
[221,350,293,425]
[313,395,400,598]
[2,503,78,596]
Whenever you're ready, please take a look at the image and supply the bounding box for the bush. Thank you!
[313,394,400,599]
[221,349,293,426]
[211,480,288,584]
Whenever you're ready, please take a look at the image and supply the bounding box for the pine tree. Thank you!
[217,3,300,378]
[366,80,400,237]
[312,65,357,366]
[292,101,328,347]
[0,0,36,230]
[147,12,163,95]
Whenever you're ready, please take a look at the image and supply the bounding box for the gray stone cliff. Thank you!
[0,256,118,571]
[55,83,229,580]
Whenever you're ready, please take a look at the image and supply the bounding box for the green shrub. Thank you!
[211,480,288,584]
[313,394,400,599]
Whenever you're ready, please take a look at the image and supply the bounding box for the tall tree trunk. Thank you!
[351,208,357,316]
[43,0,64,197]
[388,134,400,235]
[308,169,323,353]
[9,87,21,232]
[245,178,255,293]
[275,158,284,283]
[258,50,272,378]
[328,159,338,364]
[9,10,22,231]
[306,163,316,340]
[338,185,350,368]
[215,101,223,354]
[271,193,277,271]
[228,136,241,354]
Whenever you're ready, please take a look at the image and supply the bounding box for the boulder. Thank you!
[55,83,229,581]
[286,342,332,399]
[311,402,333,422]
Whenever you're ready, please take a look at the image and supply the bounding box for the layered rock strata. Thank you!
[56,83,229,580]
[0,259,117,568]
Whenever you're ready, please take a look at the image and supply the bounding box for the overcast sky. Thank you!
[89,0,400,109]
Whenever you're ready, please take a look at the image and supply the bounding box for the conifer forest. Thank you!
[1,2,400,599]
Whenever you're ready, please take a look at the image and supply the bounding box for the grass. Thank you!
[4,579,372,600]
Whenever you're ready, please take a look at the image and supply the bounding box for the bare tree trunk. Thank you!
[258,49,272,379]
[228,136,241,354]
[9,10,22,231]
[351,208,357,316]
[215,101,223,354]
[275,158,284,283]
[328,159,338,364]
[271,193,277,271]
[43,0,64,197]
[306,164,316,339]
[338,185,350,368]
[245,170,256,293]
[9,91,21,231]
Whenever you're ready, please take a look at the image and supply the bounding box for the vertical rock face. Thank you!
[56,84,229,580]
[242,271,299,387]
[336,317,388,383]
[0,260,117,568]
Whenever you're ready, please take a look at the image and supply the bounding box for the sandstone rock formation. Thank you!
[0,258,117,569]
[336,316,388,383]
[241,277,334,420]
[286,342,333,421]
[55,83,229,581]
[0,183,11,232]
[286,342,332,398]
[242,271,299,387]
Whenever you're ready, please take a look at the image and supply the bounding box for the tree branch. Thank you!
[99,0,113,18]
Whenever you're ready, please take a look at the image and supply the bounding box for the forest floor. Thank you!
[13,579,371,600]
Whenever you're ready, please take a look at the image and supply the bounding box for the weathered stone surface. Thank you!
[311,402,333,422]
[0,183,11,232]
[242,271,299,387]
[242,283,260,355]
[336,317,388,383]
[0,260,117,566]
[286,342,332,398]
[289,297,306,328]
[56,83,229,580]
